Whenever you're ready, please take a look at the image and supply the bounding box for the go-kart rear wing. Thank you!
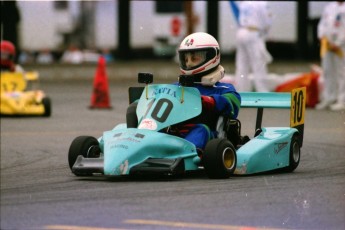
[240,87,306,146]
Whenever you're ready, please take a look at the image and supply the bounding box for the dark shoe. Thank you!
[196,148,204,158]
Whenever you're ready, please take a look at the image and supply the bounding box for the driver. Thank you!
[173,32,241,156]
[126,33,241,156]
[0,40,23,72]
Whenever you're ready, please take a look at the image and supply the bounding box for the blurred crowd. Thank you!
[18,45,114,65]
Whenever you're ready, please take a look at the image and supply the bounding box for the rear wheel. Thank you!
[68,136,100,171]
[42,97,51,117]
[203,138,237,179]
[284,134,300,172]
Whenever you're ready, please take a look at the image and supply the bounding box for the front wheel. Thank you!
[68,136,100,173]
[203,138,237,179]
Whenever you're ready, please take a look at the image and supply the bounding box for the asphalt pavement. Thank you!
[2,58,344,230]
[1,78,344,230]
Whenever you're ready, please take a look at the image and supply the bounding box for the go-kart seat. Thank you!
[126,87,144,128]
[126,101,138,128]
[216,116,250,149]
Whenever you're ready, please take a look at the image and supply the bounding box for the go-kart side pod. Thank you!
[234,127,299,175]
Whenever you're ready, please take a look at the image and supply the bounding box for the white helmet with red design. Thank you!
[178,32,220,76]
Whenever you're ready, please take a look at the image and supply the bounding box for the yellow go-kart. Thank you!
[0,71,51,117]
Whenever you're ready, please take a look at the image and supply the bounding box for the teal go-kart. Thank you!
[68,73,306,179]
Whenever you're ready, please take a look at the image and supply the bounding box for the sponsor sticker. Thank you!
[274,142,288,154]
[138,118,157,130]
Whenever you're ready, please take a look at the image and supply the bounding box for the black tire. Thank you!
[203,138,237,179]
[68,136,99,170]
[42,97,51,117]
[126,102,138,128]
[284,134,301,172]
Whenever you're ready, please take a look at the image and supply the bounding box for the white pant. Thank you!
[321,50,345,104]
[235,28,272,92]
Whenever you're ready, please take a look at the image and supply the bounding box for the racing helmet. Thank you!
[0,40,16,70]
[178,32,220,76]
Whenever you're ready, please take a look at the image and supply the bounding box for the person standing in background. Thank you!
[0,1,21,60]
[61,44,84,64]
[315,1,345,111]
[234,1,272,92]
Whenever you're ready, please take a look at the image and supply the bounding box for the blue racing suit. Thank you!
[173,82,241,150]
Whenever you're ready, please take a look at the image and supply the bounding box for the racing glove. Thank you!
[201,95,215,111]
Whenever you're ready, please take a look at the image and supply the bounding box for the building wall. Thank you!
[17,1,77,51]
[16,1,329,54]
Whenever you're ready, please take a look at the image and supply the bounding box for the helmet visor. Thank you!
[179,48,217,71]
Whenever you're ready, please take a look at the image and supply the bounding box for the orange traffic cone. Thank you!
[89,56,112,109]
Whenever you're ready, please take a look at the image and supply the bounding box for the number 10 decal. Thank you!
[151,98,173,122]
[145,98,174,123]
[290,87,306,128]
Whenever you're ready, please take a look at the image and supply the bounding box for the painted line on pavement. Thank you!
[44,225,127,230]
[124,219,284,230]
